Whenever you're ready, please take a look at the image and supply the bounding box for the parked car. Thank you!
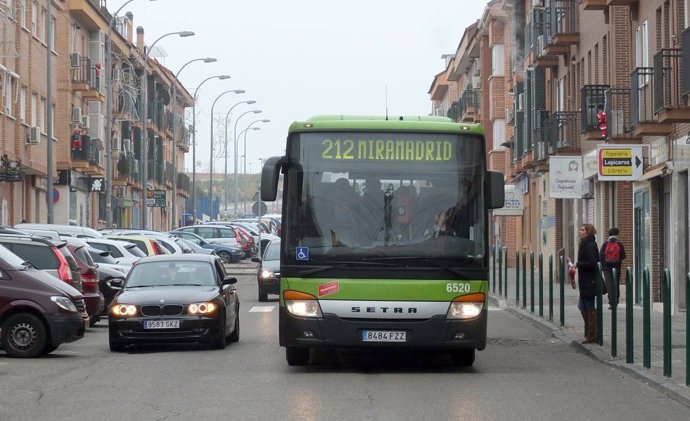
[14,223,103,239]
[86,238,146,266]
[104,235,168,256]
[178,238,215,256]
[107,254,240,352]
[63,238,105,326]
[173,225,241,249]
[251,239,281,302]
[170,231,242,263]
[0,243,86,357]
[88,248,131,275]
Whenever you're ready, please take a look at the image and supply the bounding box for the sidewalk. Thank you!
[488,265,690,407]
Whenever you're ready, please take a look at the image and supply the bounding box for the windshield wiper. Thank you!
[296,260,398,276]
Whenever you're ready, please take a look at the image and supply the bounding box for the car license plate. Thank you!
[144,320,180,329]
[361,330,406,342]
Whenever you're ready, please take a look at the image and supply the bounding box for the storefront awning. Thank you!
[638,162,672,181]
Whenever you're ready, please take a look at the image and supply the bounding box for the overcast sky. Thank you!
[108,0,487,175]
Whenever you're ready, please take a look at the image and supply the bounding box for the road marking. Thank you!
[487,307,503,311]
[249,306,275,313]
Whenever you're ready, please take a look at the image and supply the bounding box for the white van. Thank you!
[14,223,103,239]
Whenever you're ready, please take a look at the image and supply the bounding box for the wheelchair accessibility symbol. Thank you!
[296,247,309,261]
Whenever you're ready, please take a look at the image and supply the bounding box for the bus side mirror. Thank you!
[487,170,505,209]
[261,156,286,201]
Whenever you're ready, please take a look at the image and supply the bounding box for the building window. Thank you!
[30,93,36,126]
[19,86,26,123]
[31,1,37,36]
[492,119,506,151]
[1,0,15,21]
[50,16,56,51]
[492,44,505,76]
[51,104,55,138]
[39,97,45,133]
[636,21,649,68]
[3,77,12,116]
[39,7,46,41]
[21,0,27,28]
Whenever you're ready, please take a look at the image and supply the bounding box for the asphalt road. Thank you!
[1,264,689,420]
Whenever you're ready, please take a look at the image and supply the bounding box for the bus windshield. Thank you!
[284,132,487,267]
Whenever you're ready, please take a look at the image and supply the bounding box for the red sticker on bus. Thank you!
[318,281,340,297]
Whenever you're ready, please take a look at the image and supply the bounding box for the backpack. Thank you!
[604,241,622,264]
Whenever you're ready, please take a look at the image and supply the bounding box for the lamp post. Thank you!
[170,57,216,229]
[191,74,230,222]
[140,30,195,230]
[105,0,156,228]
[46,0,53,223]
[223,100,255,214]
[241,119,270,215]
[233,110,262,216]
[209,90,244,221]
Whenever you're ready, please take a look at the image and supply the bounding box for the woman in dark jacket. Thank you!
[577,223,599,344]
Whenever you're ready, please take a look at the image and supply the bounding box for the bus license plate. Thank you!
[361,330,406,342]
[144,320,180,329]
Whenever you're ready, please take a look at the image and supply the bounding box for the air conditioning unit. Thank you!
[517,93,524,110]
[122,138,132,154]
[81,115,90,130]
[537,35,545,57]
[71,107,82,123]
[472,76,481,90]
[532,0,545,8]
[70,53,81,67]
[116,186,127,198]
[506,108,515,124]
[112,135,120,151]
[535,141,547,161]
[112,67,122,82]
[27,126,41,144]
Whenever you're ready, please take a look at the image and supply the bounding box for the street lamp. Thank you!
[241,120,269,214]
[210,90,244,221]
[222,100,256,213]
[105,0,157,227]
[170,57,216,230]
[233,110,262,216]
[191,74,230,221]
[140,30,195,230]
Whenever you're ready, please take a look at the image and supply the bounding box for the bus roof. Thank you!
[287,115,484,135]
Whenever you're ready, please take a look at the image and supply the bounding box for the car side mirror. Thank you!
[222,276,238,285]
[251,257,261,263]
[107,278,124,289]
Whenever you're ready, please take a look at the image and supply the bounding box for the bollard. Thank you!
[549,255,554,322]
[626,268,633,364]
[643,267,651,369]
[611,267,618,358]
[686,273,689,387]
[516,251,520,306]
[559,256,565,326]
[663,269,671,378]
[539,253,544,317]
[596,262,604,346]
[530,251,535,313]
[498,245,503,297]
[491,244,497,294]
[522,250,527,309]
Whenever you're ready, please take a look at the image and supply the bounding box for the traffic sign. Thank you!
[597,145,643,181]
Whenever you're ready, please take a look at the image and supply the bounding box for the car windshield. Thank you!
[263,242,281,261]
[124,244,147,257]
[125,261,216,287]
[0,243,27,268]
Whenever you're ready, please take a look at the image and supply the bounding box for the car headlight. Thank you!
[187,302,217,315]
[111,304,137,317]
[284,290,322,318]
[51,296,78,313]
[446,293,485,320]
[260,268,275,279]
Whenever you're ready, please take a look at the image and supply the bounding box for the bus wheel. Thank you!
[450,349,475,367]
[286,347,310,366]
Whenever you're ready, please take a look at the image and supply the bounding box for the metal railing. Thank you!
[548,0,579,38]
[70,56,98,90]
[546,111,580,151]
[653,48,684,114]
[605,88,632,137]
[630,67,657,126]
[581,85,609,132]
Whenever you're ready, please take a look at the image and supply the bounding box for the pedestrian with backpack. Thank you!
[576,223,600,344]
[600,227,627,309]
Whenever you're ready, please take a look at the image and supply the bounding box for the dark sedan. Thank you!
[251,239,280,302]
[108,254,240,352]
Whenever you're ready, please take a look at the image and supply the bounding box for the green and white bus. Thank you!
[261,115,504,366]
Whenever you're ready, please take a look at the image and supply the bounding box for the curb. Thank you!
[489,294,690,408]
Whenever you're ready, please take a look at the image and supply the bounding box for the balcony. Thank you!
[545,0,579,50]
[631,67,673,136]
[653,48,690,124]
[71,136,104,175]
[581,0,608,10]
[546,111,580,152]
[607,0,638,5]
[603,88,640,142]
[580,85,609,140]
[177,173,191,197]
[70,56,104,101]
[533,35,559,68]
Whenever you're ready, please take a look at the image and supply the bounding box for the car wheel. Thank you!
[0,313,48,358]
[450,349,475,367]
[285,347,310,366]
[228,312,240,343]
[218,251,231,264]
[109,339,126,352]
[212,317,227,349]
[258,286,268,302]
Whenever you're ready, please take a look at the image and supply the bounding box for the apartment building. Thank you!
[432,0,690,313]
[0,0,191,230]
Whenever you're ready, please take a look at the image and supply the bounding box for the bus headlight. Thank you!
[446,293,485,320]
[284,290,322,318]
